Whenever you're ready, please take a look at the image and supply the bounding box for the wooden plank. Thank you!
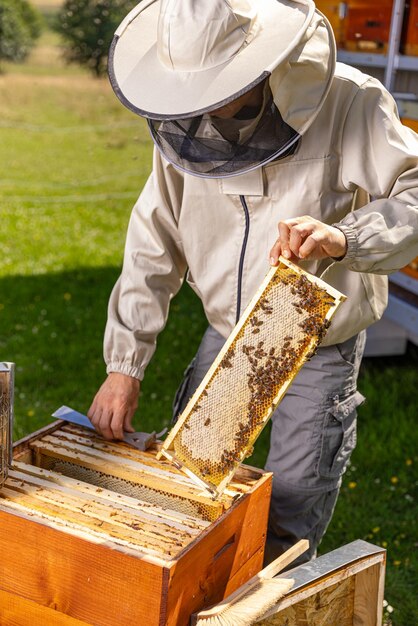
[222,545,265,598]
[256,577,355,625]
[0,508,166,626]
[5,472,198,547]
[58,425,189,470]
[12,462,209,531]
[12,449,32,464]
[0,484,185,557]
[256,553,386,618]
[8,467,204,535]
[47,424,259,495]
[0,589,88,626]
[12,420,62,457]
[353,561,386,626]
[30,436,228,511]
[164,471,272,626]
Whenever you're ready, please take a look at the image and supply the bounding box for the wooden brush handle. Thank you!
[193,539,309,622]
[260,539,309,580]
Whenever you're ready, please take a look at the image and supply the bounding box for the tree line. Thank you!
[0,0,136,76]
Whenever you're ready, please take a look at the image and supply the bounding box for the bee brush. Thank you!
[192,539,309,626]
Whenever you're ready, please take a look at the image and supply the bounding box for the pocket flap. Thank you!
[329,391,366,421]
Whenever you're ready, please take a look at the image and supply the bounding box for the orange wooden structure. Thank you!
[403,0,418,56]
[316,1,394,51]
[0,421,272,626]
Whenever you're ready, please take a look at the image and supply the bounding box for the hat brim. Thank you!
[109,0,316,119]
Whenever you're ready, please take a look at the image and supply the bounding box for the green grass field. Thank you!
[0,20,417,626]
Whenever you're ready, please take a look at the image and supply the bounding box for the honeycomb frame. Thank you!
[158,257,346,498]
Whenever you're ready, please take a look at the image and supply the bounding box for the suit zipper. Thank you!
[237,195,250,323]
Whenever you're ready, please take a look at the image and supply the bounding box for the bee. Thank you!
[204,417,211,426]
[252,328,260,334]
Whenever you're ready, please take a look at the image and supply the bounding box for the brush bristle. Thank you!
[195,578,294,626]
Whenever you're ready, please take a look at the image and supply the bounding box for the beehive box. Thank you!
[403,0,418,56]
[342,1,393,52]
[315,1,345,46]
[0,421,272,626]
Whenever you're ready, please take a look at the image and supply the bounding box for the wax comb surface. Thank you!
[158,258,346,497]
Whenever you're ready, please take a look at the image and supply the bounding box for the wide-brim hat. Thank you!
[109,0,336,128]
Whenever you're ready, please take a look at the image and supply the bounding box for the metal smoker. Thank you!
[0,363,14,489]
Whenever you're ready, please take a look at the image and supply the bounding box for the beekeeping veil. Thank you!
[108,0,336,178]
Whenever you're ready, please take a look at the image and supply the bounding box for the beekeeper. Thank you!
[88,0,418,563]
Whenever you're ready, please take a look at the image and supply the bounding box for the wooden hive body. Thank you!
[0,421,272,626]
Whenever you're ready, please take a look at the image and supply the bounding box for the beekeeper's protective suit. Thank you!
[89,0,418,563]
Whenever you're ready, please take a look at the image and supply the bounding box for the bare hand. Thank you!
[87,373,140,440]
[269,216,347,265]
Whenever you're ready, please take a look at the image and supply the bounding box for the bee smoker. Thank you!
[0,363,14,489]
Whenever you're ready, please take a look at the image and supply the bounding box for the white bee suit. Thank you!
[103,0,418,562]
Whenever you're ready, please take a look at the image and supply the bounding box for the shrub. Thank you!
[0,0,42,65]
[57,0,137,77]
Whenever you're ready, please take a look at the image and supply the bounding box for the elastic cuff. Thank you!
[106,362,145,381]
[332,222,358,261]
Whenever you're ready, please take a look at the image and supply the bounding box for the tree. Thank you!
[0,0,42,66]
[57,0,137,78]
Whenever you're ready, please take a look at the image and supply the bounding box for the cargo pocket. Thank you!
[317,390,365,480]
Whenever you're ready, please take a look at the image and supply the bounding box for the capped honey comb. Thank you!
[158,257,346,497]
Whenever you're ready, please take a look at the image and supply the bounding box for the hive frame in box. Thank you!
[158,257,345,498]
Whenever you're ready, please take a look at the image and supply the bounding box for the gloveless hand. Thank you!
[269,216,348,264]
[87,372,140,440]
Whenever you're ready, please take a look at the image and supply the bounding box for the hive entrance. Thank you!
[159,258,345,497]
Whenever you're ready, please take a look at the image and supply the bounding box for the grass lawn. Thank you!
[0,20,417,626]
